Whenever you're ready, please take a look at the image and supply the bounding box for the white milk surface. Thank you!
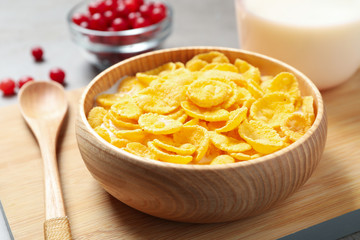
[243,0,360,26]
[236,0,360,89]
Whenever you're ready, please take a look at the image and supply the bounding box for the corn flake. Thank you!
[199,69,245,86]
[209,131,251,153]
[96,93,125,109]
[112,129,146,142]
[152,139,196,155]
[124,142,155,159]
[136,62,177,85]
[88,106,107,128]
[239,120,284,154]
[148,141,193,164]
[111,138,130,148]
[186,59,208,72]
[216,107,248,132]
[191,51,230,64]
[281,113,311,142]
[301,96,315,124]
[250,92,294,128]
[230,150,262,161]
[105,111,140,130]
[135,78,187,114]
[110,97,143,120]
[187,79,231,108]
[266,72,301,101]
[201,63,239,73]
[138,113,182,135]
[94,125,111,143]
[117,76,145,95]
[181,101,230,122]
[184,118,199,126]
[173,125,209,162]
[210,155,235,165]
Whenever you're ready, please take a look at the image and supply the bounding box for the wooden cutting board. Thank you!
[1,69,360,240]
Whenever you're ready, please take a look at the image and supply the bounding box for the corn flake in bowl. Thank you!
[76,47,327,223]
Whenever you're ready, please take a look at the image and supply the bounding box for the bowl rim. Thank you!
[67,0,173,37]
[78,46,326,170]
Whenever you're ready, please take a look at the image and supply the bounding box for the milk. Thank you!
[235,0,360,89]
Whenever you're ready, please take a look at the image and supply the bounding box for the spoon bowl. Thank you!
[18,81,72,239]
[19,81,67,121]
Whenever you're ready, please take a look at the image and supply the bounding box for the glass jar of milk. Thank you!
[235,0,360,90]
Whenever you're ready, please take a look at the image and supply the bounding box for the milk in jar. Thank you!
[235,0,360,89]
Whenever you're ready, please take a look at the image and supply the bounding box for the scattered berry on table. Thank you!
[18,76,34,88]
[49,68,66,84]
[31,46,44,62]
[0,78,16,96]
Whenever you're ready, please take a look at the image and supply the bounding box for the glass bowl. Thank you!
[67,0,172,69]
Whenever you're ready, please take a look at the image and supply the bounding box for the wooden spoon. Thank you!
[18,81,72,240]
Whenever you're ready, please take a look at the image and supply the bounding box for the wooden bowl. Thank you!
[75,47,327,223]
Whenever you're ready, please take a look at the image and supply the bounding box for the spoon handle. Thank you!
[37,130,72,240]
[44,217,72,240]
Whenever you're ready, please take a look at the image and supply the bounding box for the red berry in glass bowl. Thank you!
[132,16,151,28]
[72,12,90,25]
[152,2,166,12]
[18,76,34,88]
[139,3,153,17]
[150,6,166,23]
[89,13,108,31]
[111,17,129,31]
[104,10,116,24]
[127,11,141,27]
[80,21,90,28]
[88,0,107,15]
[104,0,117,11]
[31,46,44,62]
[123,0,141,13]
[49,68,66,84]
[115,2,130,18]
[0,78,16,96]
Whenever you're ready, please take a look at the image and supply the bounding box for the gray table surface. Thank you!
[0,0,239,107]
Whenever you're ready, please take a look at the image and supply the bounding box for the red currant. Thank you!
[89,13,108,30]
[127,11,141,27]
[132,16,151,28]
[111,17,129,31]
[150,6,166,24]
[88,0,107,15]
[80,21,90,28]
[31,46,44,62]
[104,0,117,11]
[72,13,90,25]
[0,78,16,96]
[139,3,153,17]
[151,2,166,12]
[18,76,34,88]
[49,68,66,84]
[104,10,116,24]
[116,2,130,18]
[123,0,140,13]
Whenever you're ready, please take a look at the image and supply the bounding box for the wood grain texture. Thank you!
[17,81,72,239]
[18,81,68,221]
[0,65,359,239]
[75,47,327,223]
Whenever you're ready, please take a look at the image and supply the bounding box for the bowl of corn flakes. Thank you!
[75,47,327,223]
